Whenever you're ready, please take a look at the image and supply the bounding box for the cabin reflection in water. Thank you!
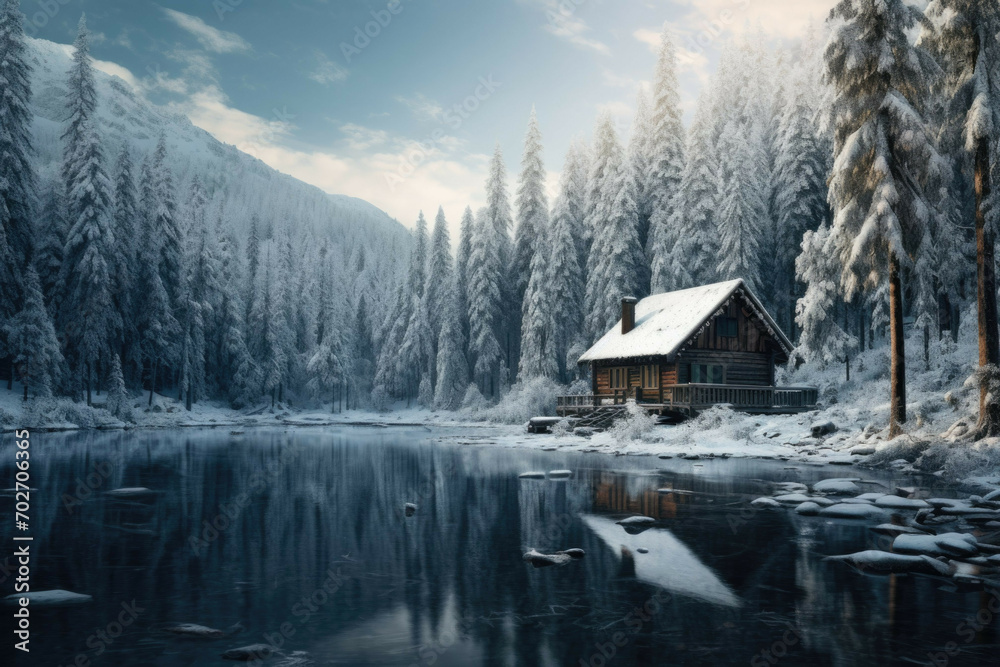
[590,470,684,520]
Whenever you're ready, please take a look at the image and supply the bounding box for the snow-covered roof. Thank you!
[578,279,792,364]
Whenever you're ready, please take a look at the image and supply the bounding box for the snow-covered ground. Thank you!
[1,313,998,490]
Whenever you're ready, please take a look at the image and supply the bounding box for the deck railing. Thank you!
[556,384,818,414]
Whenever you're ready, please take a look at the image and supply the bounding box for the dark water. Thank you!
[0,427,996,666]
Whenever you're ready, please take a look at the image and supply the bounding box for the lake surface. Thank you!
[1,426,996,666]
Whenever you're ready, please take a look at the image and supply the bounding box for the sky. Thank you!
[22,0,839,232]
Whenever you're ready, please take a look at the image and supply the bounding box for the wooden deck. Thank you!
[556,383,819,418]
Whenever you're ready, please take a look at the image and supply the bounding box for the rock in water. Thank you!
[518,472,546,479]
[106,487,156,499]
[869,523,930,537]
[874,496,930,510]
[812,478,861,495]
[523,549,572,568]
[164,623,225,638]
[810,421,837,437]
[548,470,572,479]
[616,516,656,534]
[222,644,276,661]
[557,548,586,559]
[404,503,418,517]
[2,590,92,606]
[824,551,951,577]
[893,532,980,558]
[751,497,781,509]
[794,501,823,516]
[818,504,890,520]
[636,548,649,554]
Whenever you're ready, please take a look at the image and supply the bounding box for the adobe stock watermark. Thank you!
[55,599,145,667]
[340,0,416,63]
[577,589,673,667]
[22,0,73,38]
[383,75,501,192]
[926,587,1000,666]
[750,623,803,667]
[60,460,114,514]
[188,444,299,555]
[213,0,244,22]
[221,567,352,661]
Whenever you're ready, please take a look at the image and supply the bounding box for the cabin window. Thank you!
[640,364,659,389]
[690,364,724,384]
[717,316,738,337]
[609,367,628,390]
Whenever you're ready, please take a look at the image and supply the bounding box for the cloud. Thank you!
[309,50,349,85]
[166,84,488,231]
[520,0,610,55]
[161,8,251,53]
[670,0,835,41]
[633,27,661,51]
[395,93,445,122]
[54,44,140,89]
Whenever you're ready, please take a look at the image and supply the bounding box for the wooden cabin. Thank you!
[558,279,817,418]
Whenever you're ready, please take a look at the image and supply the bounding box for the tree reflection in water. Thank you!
[0,427,994,666]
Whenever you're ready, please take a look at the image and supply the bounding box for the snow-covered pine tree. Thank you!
[454,206,474,361]
[112,146,140,375]
[924,0,1000,436]
[651,90,717,292]
[137,245,178,406]
[465,148,515,395]
[468,203,505,397]
[715,119,767,293]
[244,213,261,324]
[585,114,646,341]
[250,248,289,406]
[425,206,453,379]
[307,314,344,412]
[400,213,431,395]
[60,15,120,403]
[373,279,411,402]
[178,182,219,410]
[4,267,63,399]
[351,294,376,407]
[0,0,35,347]
[105,352,132,421]
[562,140,590,275]
[216,226,259,408]
[771,58,831,334]
[434,278,469,410]
[644,26,686,292]
[547,184,585,382]
[151,135,183,309]
[826,0,948,436]
[34,179,67,318]
[518,217,558,380]
[629,87,655,266]
[513,108,549,367]
[794,224,856,374]
[584,113,620,275]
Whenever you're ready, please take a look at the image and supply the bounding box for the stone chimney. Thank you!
[621,296,638,335]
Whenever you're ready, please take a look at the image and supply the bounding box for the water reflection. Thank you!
[0,427,994,666]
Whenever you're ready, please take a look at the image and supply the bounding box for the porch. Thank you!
[556,383,819,418]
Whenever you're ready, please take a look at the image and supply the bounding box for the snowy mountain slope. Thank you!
[23,37,411,260]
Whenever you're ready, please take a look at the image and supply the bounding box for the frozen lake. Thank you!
[0,427,993,666]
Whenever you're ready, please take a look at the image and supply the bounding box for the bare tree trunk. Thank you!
[185,379,193,411]
[86,361,93,407]
[975,136,1000,437]
[7,358,13,391]
[845,353,850,382]
[889,253,906,438]
[149,361,157,407]
[924,324,930,370]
